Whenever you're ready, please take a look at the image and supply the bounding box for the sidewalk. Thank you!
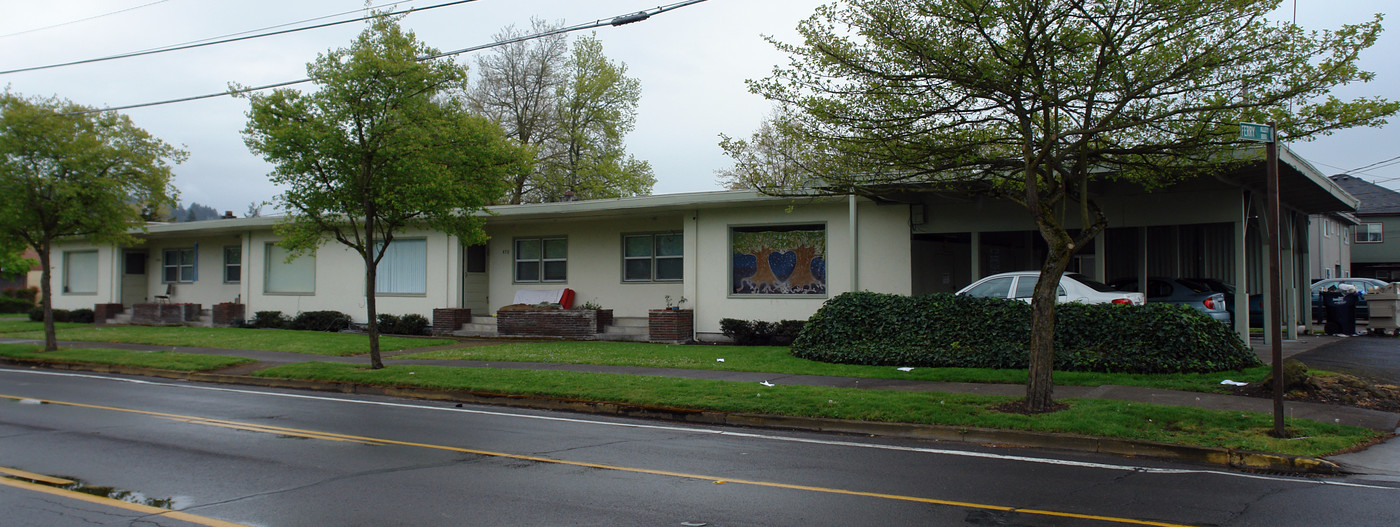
[4,335,1398,476]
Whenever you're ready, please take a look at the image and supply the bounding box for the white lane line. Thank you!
[3,367,1395,490]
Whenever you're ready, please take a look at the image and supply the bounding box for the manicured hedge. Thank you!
[719,318,806,346]
[287,310,353,332]
[791,291,1259,373]
[376,313,430,336]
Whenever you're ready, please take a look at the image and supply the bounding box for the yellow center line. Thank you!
[0,475,250,527]
[0,466,75,486]
[1,393,1195,527]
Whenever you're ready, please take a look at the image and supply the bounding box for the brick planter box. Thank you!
[432,308,473,335]
[130,303,201,325]
[648,309,693,344]
[93,303,124,325]
[211,303,245,327]
[595,309,613,333]
[497,309,601,340]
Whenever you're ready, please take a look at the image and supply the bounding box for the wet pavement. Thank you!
[3,332,1399,475]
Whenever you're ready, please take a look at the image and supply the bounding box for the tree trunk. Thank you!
[365,221,383,370]
[1026,239,1073,412]
[37,245,55,352]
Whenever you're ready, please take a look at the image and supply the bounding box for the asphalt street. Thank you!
[4,367,1400,526]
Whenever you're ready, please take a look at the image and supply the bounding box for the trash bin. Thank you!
[1321,290,1359,335]
[1367,285,1400,336]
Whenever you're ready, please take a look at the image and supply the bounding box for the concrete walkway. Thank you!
[4,334,1399,475]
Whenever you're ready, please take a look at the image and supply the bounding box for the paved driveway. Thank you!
[1289,336,1400,384]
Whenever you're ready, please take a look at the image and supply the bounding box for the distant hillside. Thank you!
[169,202,225,222]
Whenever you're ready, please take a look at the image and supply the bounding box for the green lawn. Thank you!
[6,326,452,356]
[401,341,1274,393]
[0,320,86,333]
[253,362,1377,457]
[0,343,253,372]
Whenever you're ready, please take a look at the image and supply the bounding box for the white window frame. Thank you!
[514,237,567,283]
[622,232,683,282]
[374,238,427,295]
[223,246,241,284]
[162,247,196,283]
[1358,223,1383,244]
[264,243,316,295]
[62,250,99,295]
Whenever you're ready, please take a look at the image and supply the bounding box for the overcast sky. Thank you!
[2,0,1396,214]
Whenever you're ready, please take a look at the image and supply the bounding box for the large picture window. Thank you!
[374,239,427,294]
[63,250,98,294]
[623,233,682,282]
[731,225,826,295]
[515,237,567,282]
[265,243,315,294]
[1358,223,1383,243]
[162,247,196,283]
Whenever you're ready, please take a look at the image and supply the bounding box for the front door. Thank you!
[120,251,148,306]
[461,244,488,313]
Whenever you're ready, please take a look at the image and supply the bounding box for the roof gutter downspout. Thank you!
[849,191,859,291]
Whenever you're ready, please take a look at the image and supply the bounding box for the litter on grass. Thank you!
[897,367,914,372]
[1219,379,1248,386]
[716,358,725,362]
[760,381,775,387]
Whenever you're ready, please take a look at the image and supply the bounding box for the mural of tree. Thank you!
[779,230,825,294]
[732,227,825,294]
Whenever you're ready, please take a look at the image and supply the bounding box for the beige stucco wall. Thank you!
[241,228,456,322]
[49,241,113,311]
[141,236,244,305]
[689,198,911,340]
[482,215,686,317]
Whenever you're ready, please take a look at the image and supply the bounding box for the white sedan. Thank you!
[956,271,1145,305]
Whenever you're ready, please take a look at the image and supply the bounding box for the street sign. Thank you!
[1239,122,1274,142]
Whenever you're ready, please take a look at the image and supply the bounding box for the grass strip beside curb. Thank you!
[0,343,254,372]
[6,326,452,356]
[400,341,1275,393]
[252,362,1377,458]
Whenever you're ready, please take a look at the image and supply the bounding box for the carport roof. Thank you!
[1215,145,1359,215]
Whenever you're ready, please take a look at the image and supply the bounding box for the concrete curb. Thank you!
[0,358,1345,475]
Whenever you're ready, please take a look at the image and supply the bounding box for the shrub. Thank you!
[251,311,286,329]
[395,313,429,336]
[0,295,33,313]
[67,308,94,324]
[30,307,71,323]
[376,313,401,333]
[720,318,807,346]
[376,313,430,336]
[287,310,353,332]
[791,291,1259,374]
[2,287,38,302]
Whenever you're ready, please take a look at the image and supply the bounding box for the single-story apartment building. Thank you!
[47,146,1356,346]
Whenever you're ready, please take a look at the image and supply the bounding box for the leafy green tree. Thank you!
[467,18,570,204]
[470,30,653,203]
[747,0,1399,412]
[241,15,530,369]
[718,107,821,191]
[541,35,654,202]
[0,91,184,351]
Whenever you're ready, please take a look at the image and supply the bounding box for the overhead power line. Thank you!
[74,0,710,115]
[1347,155,1400,174]
[1,0,478,76]
[0,0,170,40]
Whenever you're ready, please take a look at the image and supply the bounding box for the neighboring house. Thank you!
[1329,174,1400,281]
[46,146,1353,346]
[0,248,41,291]
[1308,211,1357,281]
